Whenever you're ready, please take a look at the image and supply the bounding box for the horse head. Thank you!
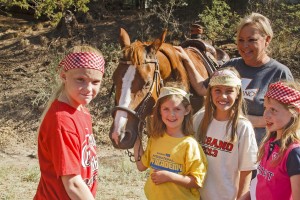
[109,28,169,149]
[109,28,211,150]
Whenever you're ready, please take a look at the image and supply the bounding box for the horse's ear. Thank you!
[119,28,131,48]
[161,29,167,43]
[150,29,167,52]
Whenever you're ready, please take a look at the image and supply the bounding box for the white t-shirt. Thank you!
[193,110,258,200]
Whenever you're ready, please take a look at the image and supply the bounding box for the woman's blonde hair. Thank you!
[196,67,247,143]
[257,81,300,164]
[149,87,193,138]
[237,12,273,53]
[37,45,103,132]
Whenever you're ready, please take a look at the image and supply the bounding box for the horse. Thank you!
[109,28,215,150]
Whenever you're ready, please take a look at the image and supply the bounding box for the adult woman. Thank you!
[176,12,294,146]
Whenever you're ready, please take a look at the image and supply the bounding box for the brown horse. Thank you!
[109,28,210,149]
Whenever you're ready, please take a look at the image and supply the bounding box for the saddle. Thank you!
[180,39,230,76]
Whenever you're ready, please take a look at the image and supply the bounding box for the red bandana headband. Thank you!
[58,52,105,74]
[265,82,300,112]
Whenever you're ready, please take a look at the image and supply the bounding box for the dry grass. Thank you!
[98,149,148,200]
[0,145,148,200]
[0,154,38,200]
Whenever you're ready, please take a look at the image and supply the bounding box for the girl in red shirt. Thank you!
[34,45,105,200]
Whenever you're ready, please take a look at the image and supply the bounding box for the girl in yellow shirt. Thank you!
[134,86,207,200]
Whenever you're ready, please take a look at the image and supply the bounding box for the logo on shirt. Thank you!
[257,164,274,181]
[150,152,183,174]
[201,136,234,157]
[82,133,98,188]
[241,78,258,101]
[272,152,279,160]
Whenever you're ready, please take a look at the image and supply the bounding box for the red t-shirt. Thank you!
[34,100,98,199]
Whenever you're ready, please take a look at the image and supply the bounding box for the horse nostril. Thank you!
[121,131,132,143]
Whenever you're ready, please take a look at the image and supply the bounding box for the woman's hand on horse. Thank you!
[174,46,189,61]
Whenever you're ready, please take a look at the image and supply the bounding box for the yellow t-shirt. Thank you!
[142,133,207,200]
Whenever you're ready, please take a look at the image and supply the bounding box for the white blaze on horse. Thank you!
[109,28,227,149]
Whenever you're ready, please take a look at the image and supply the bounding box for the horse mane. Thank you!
[159,43,189,90]
[123,40,146,65]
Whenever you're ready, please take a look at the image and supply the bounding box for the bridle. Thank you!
[111,57,164,161]
[112,57,164,124]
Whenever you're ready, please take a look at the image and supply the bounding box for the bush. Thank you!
[198,0,240,45]
[0,0,90,23]
[148,0,188,40]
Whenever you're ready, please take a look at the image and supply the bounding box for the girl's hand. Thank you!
[151,169,171,185]
[151,169,200,188]
[133,139,147,172]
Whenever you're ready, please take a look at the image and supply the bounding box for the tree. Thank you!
[0,0,90,23]
[198,0,240,45]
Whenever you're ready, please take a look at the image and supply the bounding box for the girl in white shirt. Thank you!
[193,67,258,200]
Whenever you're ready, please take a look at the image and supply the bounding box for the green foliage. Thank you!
[270,4,300,77]
[0,0,29,10]
[199,0,240,45]
[21,166,40,182]
[98,42,121,78]
[246,1,300,38]
[0,0,90,22]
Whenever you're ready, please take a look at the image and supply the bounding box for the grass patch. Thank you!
[98,155,148,200]
[0,161,38,200]
[21,166,40,182]
[0,151,148,200]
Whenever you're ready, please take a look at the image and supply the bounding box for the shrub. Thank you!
[149,0,188,40]
[0,0,90,23]
[198,0,240,45]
